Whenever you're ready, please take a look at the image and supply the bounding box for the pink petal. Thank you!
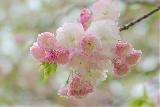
[56,49,70,64]
[37,32,57,50]
[125,49,142,65]
[112,57,129,76]
[80,8,91,30]
[30,42,46,61]
[112,40,132,56]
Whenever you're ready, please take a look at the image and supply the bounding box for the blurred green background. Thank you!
[0,0,159,106]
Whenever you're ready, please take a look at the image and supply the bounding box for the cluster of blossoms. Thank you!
[30,0,142,98]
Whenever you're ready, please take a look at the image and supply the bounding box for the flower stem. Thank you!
[65,69,75,84]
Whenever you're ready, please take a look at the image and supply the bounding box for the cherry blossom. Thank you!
[37,32,57,50]
[56,22,84,49]
[69,51,90,72]
[112,40,132,56]
[91,0,120,21]
[56,49,70,64]
[30,42,46,61]
[111,40,142,76]
[45,50,58,63]
[125,49,142,65]
[30,0,142,98]
[58,73,93,98]
[86,20,120,56]
[80,8,92,30]
[112,57,129,76]
[79,34,101,53]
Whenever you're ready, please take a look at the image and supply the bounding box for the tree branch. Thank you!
[120,5,160,32]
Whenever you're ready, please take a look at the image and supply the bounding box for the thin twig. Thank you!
[120,5,160,32]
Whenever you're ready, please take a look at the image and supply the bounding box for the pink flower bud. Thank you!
[125,49,142,65]
[30,42,46,61]
[80,34,100,53]
[80,8,91,30]
[37,32,57,50]
[56,49,70,64]
[112,40,131,56]
[112,57,129,76]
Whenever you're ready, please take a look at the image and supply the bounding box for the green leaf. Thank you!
[128,97,145,107]
[128,88,156,107]
[128,97,155,107]
[38,62,57,82]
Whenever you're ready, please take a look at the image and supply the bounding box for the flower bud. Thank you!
[80,8,92,30]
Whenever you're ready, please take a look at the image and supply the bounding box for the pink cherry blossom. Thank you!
[56,22,84,49]
[80,34,101,53]
[80,8,92,30]
[112,40,132,56]
[87,20,120,48]
[37,32,57,50]
[69,51,90,72]
[111,41,142,76]
[58,73,93,98]
[30,0,143,99]
[91,0,120,21]
[88,51,109,70]
[45,50,58,63]
[112,57,129,76]
[125,49,142,65]
[56,49,70,64]
[68,73,93,98]
[78,69,107,84]
[30,42,46,61]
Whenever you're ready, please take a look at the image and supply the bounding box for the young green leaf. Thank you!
[128,88,155,107]
[38,62,57,82]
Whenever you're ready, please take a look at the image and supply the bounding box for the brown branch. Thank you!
[120,5,160,32]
